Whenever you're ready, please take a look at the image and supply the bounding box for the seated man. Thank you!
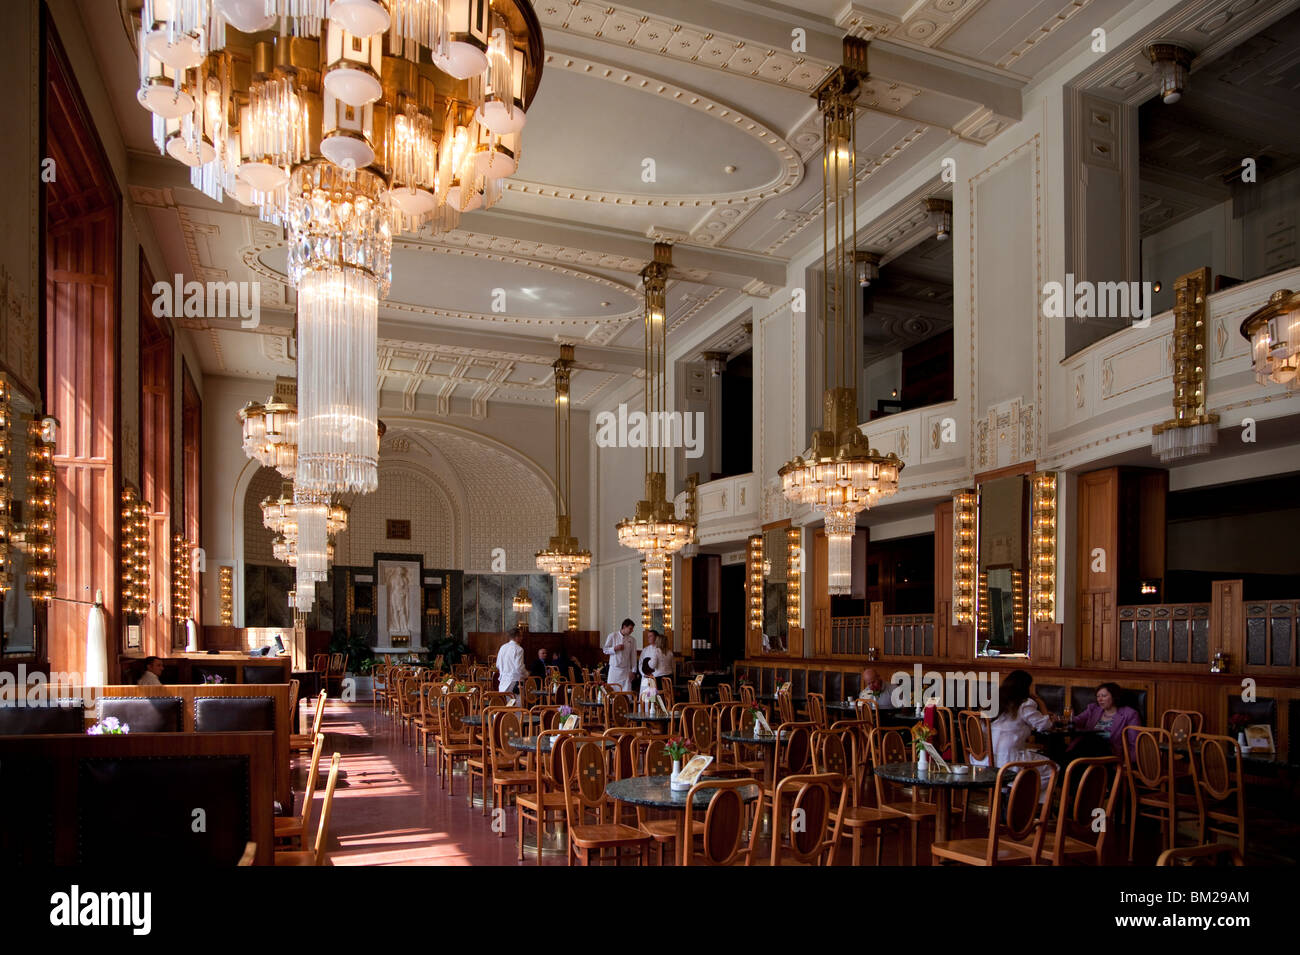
[137,657,165,686]
[859,667,894,709]
[526,647,549,680]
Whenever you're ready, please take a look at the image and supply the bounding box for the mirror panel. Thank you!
[761,525,788,652]
[976,474,1029,655]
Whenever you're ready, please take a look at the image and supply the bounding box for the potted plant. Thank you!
[664,737,693,789]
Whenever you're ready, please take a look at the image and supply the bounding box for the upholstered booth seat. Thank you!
[99,697,183,733]
[194,696,276,732]
[243,665,285,685]
[0,702,85,735]
[1036,683,1065,715]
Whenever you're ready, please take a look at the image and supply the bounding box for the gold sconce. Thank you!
[1152,267,1218,461]
[1011,568,1026,635]
[1030,471,1058,623]
[26,420,56,602]
[786,527,801,630]
[120,485,151,617]
[952,489,976,625]
[171,533,192,624]
[219,565,234,626]
[641,560,651,631]
[976,570,990,635]
[567,575,579,631]
[663,558,673,634]
[748,534,763,633]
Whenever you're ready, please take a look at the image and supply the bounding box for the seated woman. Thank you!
[1068,682,1141,758]
[987,669,1055,792]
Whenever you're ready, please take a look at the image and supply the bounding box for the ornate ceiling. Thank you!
[93,0,1150,415]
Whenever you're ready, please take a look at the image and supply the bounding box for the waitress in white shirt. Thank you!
[495,628,527,693]
[603,618,638,691]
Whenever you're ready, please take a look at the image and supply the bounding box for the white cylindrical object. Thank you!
[85,590,108,687]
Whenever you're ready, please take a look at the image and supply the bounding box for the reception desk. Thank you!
[118,652,292,686]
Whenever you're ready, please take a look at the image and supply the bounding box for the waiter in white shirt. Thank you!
[602,618,638,692]
[495,627,527,693]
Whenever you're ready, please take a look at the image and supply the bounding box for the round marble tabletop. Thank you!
[873,761,997,788]
[606,775,761,811]
[461,714,539,728]
[509,734,615,754]
[721,730,786,745]
[627,711,673,723]
[578,700,606,708]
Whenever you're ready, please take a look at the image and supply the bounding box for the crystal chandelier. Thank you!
[261,481,348,613]
[616,243,695,609]
[1241,288,1300,390]
[536,344,590,620]
[778,38,902,595]
[136,0,544,496]
[1152,267,1218,462]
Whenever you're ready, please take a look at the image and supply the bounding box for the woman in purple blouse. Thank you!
[1069,682,1141,758]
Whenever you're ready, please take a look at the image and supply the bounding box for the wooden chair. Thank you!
[1162,708,1205,786]
[605,691,635,729]
[827,719,875,803]
[739,684,756,705]
[396,677,423,743]
[325,652,346,696]
[931,760,1058,866]
[276,732,326,849]
[276,752,340,866]
[521,676,542,708]
[868,726,937,865]
[1156,843,1246,866]
[854,696,879,727]
[1123,725,1197,861]
[813,729,900,865]
[716,683,734,703]
[634,737,699,864]
[517,729,581,864]
[437,693,478,794]
[764,773,848,866]
[1029,756,1122,865]
[687,680,703,704]
[530,704,563,730]
[414,684,442,766]
[724,706,772,778]
[486,708,533,825]
[929,705,956,760]
[956,709,994,822]
[657,678,675,709]
[1188,733,1247,855]
[237,842,257,866]
[561,738,651,865]
[775,689,795,725]
[682,778,760,866]
[290,690,327,753]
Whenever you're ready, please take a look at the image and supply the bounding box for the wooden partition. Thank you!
[467,630,601,667]
[94,683,291,807]
[0,731,274,865]
[117,652,291,686]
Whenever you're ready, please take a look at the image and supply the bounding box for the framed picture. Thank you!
[125,625,142,650]
[1244,724,1275,753]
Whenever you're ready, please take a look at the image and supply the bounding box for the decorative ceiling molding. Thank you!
[505,52,804,209]
[535,0,833,91]
[1070,0,1298,104]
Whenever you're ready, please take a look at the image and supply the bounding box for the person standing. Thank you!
[602,618,638,692]
[495,628,527,693]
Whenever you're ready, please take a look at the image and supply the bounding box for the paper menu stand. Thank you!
[559,714,579,731]
[1245,724,1275,752]
[676,754,713,787]
[921,741,950,772]
[754,712,773,735]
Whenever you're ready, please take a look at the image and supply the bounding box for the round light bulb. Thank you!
[137,85,195,119]
[323,67,383,108]
[214,0,276,32]
[328,0,390,38]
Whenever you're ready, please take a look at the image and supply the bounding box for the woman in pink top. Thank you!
[1069,682,1141,758]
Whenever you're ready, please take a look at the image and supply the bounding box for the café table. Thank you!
[757,693,806,707]
[461,713,540,728]
[606,775,761,865]
[721,729,787,783]
[873,761,997,843]
[508,734,615,755]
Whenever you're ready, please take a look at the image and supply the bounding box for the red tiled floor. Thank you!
[301,700,567,865]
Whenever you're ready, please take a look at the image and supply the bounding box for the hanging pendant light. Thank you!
[1152,267,1218,461]
[1241,288,1300,390]
[778,38,903,596]
[536,345,591,623]
[616,243,695,608]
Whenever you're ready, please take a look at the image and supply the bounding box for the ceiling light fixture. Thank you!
[1152,267,1218,461]
[854,250,880,287]
[926,197,952,241]
[1241,288,1300,389]
[536,344,591,616]
[1147,43,1192,104]
[617,243,695,609]
[779,38,903,596]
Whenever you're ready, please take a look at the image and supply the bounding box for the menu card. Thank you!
[676,754,713,787]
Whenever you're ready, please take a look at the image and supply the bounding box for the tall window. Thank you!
[43,17,120,677]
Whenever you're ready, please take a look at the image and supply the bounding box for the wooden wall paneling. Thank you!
[139,255,172,656]
[933,500,953,659]
[182,363,202,632]
[1211,579,1244,668]
[812,528,830,656]
[1077,469,1119,666]
[679,556,694,656]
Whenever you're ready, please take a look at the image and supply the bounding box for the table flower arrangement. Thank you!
[664,737,693,789]
[202,674,224,684]
[87,717,129,735]
[749,707,769,737]
[911,723,934,771]
[1228,713,1250,749]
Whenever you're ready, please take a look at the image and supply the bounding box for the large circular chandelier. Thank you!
[536,345,590,620]
[239,389,298,477]
[136,0,544,497]
[616,243,694,609]
[780,39,902,595]
[1241,288,1300,390]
